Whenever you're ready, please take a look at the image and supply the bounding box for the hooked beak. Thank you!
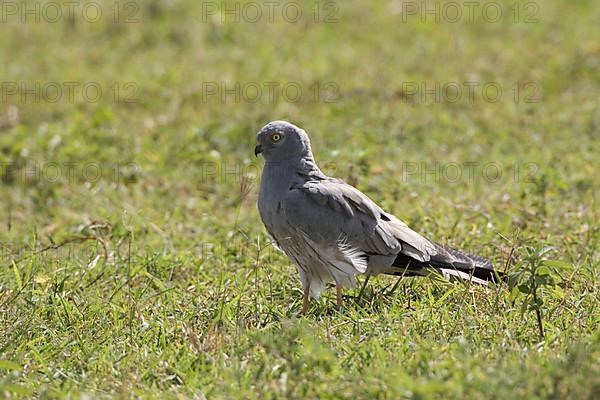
[254,144,263,157]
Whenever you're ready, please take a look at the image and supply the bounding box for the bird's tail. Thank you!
[391,243,502,285]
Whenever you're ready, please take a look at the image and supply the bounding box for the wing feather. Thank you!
[282,179,437,262]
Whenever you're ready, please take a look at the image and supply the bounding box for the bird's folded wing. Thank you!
[281,179,437,262]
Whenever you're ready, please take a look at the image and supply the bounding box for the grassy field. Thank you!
[1,0,599,398]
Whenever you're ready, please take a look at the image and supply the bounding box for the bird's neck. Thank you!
[260,154,325,203]
[263,153,326,183]
[296,153,326,179]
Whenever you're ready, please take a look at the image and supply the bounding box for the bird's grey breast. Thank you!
[258,162,296,237]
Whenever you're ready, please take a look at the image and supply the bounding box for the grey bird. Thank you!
[255,121,498,313]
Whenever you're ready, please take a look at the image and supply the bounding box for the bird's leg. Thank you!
[356,275,371,301]
[388,276,403,296]
[301,286,310,315]
[336,284,343,311]
[388,262,410,296]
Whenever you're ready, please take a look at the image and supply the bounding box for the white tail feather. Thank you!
[439,268,488,285]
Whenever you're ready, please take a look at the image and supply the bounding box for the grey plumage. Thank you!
[255,121,498,311]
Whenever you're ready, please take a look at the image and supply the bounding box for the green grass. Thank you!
[1,0,599,398]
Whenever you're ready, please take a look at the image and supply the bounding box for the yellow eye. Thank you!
[272,133,281,142]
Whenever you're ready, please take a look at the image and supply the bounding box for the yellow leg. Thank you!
[336,284,343,311]
[301,286,310,315]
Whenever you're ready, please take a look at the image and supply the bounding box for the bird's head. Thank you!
[254,121,312,162]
